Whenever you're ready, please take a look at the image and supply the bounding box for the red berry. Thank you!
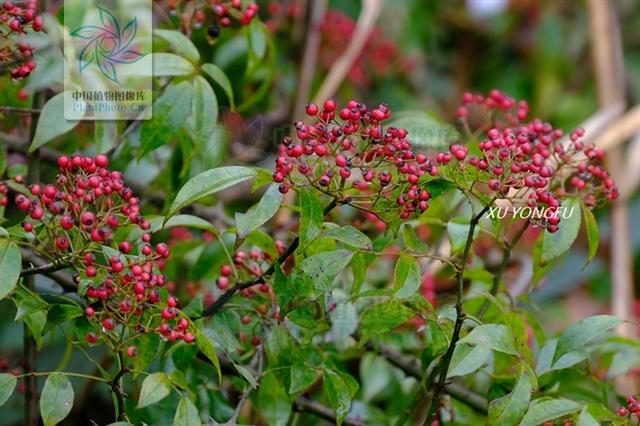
[127,346,137,357]
[85,307,95,317]
[241,315,251,325]
[305,103,318,116]
[86,332,98,344]
[323,99,336,112]
[119,241,132,254]
[55,236,70,251]
[81,211,96,227]
[102,318,115,331]
[217,277,230,290]
[95,155,109,168]
[220,265,232,277]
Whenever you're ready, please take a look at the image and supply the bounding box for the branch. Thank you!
[593,104,640,152]
[588,0,636,345]
[424,204,491,424]
[199,197,339,318]
[23,274,38,426]
[365,341,488,413]
[110,352,129,422]
[294,397,366,426]
[20,260,68,277]
[293,0,328,119]
[312,0,385,103]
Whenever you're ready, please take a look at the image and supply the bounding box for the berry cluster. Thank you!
[208,245,285,351]
[273,99,438,220]
[0,1,42,81]
[617,395,640,419]
[217,243,284,294]
[4,155,194,356]
[440,89,618,232]
[159,0,258,38]
[319,10,413,88]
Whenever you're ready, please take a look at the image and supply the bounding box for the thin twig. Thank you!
[294,397,366,426]
[110,352,129,422]
[477,222,528,319]
[424,204,491,424]
[23,275,38,426]
[224,346,263,425]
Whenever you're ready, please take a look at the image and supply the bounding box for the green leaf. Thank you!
[324,225,373,250]
[155,29,200,64]
[137,372,171,408]
[386,111,458,147]
[422,178,458,199]
[323,369,358,426]
[139,81,194,158]
[541,197,581,262]
[447,217,478,254]
[274,262,293,312]
[247,19,267,60]
[173,397,201,426]
[360,300,415,341]
[152,52,195,76]
[581,203,599,265]
[298,188,323,249]
[234,363,258,388]
[554,315,621,361]
[30,93,82,151]
[167,166,257,219]
[299,250,353,294]
[608,349,640,378]
[0,373,17,407]
[190,75,219,144]
[0,239,21,300]
[144,214,218,234]
[447,343,490,378]
[40,373,74,426]
[401,224,429,251]
[194,324,222,383]
[576,408,599,426]
[519,399,582,426]
[94,121,118,153]
[132,333,162,377]
[12,286,46,349]
[392,254,422,298]
[202,63,235,108]
[236,184,283,238]
[258,372,291,426]
[459,324,518,355]
[351,252,367,295]
[488,366,536,426]
[531,232,553,287]
[289,362,321,394]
